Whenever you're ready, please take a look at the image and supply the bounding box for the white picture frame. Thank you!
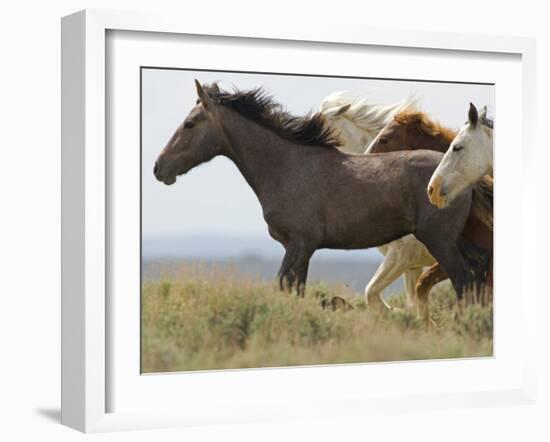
[61,9,537,433]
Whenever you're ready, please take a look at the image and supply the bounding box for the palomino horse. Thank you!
[367,110,493,321]
[428,103,493,208]
[319,94,423,309]
[154,81,488,303]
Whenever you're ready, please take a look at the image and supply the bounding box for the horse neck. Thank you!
[347,117,398,154]
[413,132,451,153]
[215,107,293,198]
[347,127,378,154]
[330,118,376,154]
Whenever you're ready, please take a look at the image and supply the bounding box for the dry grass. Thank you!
[141,263,493,373]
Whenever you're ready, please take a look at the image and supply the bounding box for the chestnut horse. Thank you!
[368,108,493,321]
[154,81,490,304]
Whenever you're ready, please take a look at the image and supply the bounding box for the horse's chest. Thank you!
[263,202,323,242]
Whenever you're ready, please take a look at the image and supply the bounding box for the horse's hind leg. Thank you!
[403,268,423,310]
[416,263,448,327]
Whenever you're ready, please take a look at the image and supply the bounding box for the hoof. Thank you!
[426,317,438,330]
[366,295,392,314]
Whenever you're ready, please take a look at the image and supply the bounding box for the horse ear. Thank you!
[334,103,351,117]
[468,102,478,128]
[324,103,351,118]
[479,105,488,121]
[195,79,213,110]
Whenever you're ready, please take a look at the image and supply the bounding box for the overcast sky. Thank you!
[141,69,494,241]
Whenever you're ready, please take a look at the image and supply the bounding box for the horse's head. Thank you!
[427,103,493,208]
[153,80,224,185]
[367,111,453,154]
[365,120,407,154]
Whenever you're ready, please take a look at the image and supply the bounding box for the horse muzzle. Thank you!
[427,176,448,209]
[153,160,177,185]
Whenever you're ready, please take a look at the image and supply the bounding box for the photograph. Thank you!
[141,68,494,373]
[3,1,540,438]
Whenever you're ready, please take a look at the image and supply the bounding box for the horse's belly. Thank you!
[322,214,413,250]
[378,234,435,266]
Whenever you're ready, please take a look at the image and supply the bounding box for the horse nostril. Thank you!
[153,161,159,176]
[427,185,434,196]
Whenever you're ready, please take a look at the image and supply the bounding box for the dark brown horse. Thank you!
[368,109,493,318]
[153,81,489,302]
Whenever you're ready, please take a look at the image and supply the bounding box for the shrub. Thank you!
[141,264,493,372]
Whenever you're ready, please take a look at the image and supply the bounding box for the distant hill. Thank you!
[142,234,385,261]
[142,235,404,296]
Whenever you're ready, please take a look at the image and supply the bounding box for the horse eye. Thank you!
[453,145,463,152]
[379,137,388,144]
[184,121,195,129]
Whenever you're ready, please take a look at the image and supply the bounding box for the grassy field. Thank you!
[141,263,493,373]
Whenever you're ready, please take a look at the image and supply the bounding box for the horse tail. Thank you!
[471,175,493,231]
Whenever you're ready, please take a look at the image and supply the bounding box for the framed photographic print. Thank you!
[61,9,537,432]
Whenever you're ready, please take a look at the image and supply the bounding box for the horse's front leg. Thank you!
[416,263,447,328]
[365,244,406,312]
[278,239,314,297]
[294,251,312,297]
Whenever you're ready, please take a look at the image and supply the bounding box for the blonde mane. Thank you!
[319,92,419,136]
[393,108,457,143]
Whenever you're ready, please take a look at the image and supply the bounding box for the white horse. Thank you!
[428,103,493,208]
[319,93,433,311]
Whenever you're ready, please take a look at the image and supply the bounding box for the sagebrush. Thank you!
[141,264,492,373]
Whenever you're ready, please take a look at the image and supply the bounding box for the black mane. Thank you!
[203,83,341,149]
[481,116,493,129]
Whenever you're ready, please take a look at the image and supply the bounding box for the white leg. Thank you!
[403,268,423,310]
[365,246,410,312]
[367,236,435,313]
